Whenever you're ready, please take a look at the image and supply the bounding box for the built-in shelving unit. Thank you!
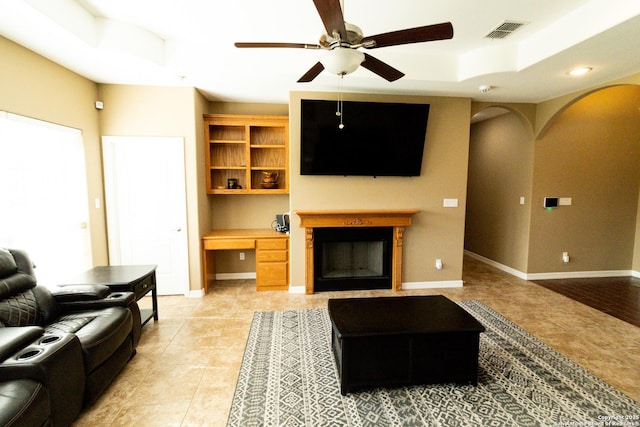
[204,114,289,194]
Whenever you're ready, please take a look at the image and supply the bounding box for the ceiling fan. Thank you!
[234,0,453,83]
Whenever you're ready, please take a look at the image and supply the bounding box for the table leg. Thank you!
[202,248,217,294]
[152,287,158,321]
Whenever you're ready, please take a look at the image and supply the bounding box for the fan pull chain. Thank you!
[337,74,345,129]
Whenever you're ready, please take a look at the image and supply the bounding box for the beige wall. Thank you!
[635,192,640,272]
[0,36,108,265]
[465,111,534,272]
[528,85,640,273]
[535,72,640,139]
[98,84,208,291]
[288,91,472,289]
[5,32,640,289]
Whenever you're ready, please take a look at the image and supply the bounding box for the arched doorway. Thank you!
[464,107,534,275]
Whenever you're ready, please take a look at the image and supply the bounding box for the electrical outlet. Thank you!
[239,252,245,261]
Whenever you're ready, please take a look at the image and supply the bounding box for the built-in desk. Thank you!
[202,229,289,292]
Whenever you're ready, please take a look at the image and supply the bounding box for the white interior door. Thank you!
[102,136,189,295]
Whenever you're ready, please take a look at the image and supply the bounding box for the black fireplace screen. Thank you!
[314,227,392,292]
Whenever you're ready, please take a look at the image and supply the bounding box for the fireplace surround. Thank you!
[296,210,420,294]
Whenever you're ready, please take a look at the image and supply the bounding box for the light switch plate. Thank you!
[443,198,458,208]
[559,197,572,206]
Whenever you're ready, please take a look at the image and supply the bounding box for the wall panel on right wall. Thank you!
[528,85,640,274]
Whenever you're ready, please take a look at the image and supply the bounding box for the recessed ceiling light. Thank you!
[568,67,593,76]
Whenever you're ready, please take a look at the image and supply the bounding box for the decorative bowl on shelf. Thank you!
[261,171,279,189]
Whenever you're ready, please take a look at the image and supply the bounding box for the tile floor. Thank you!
[73,256,640,426]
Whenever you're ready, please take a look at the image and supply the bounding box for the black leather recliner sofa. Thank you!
[0,248,141,426]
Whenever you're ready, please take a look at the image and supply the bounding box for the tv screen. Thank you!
[300,99,429,176]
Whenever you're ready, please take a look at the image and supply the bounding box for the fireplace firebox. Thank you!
[314,227,393,292]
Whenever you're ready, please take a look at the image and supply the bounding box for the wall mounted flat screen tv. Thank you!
[300,99,430,176]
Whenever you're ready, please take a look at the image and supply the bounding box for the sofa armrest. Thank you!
[54,289,136,312]
[0,327,44,362]
[50,284,111,302]
[0,333,85,427]
[0,333,82,385]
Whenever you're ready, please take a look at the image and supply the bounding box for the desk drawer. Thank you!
[132,274,155,300]
[257,249,288,262]
[203,239,255,250]
[256,238,288,250]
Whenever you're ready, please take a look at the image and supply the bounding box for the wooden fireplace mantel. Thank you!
[295,209,420,294]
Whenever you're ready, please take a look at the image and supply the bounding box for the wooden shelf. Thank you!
[204,114,289,194]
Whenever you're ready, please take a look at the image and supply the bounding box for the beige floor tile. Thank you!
[71,256,640,426]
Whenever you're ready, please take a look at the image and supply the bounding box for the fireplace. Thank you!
[314,227,393,292]
[296,210,420,294]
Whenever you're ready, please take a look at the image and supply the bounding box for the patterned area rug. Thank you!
[227,301,640,426]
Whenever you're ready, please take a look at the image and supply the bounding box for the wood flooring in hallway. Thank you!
[533,276,640,327]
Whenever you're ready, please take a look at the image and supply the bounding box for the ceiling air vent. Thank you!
[485,20,528,39]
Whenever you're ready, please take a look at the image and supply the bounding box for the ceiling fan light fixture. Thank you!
[321,47,365,76]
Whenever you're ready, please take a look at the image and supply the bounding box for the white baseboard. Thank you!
[187,289,205,298]
[526,270,632,280]
[214,272,256,280]
[465,250,634,280]
[464,251,528,279]
[288,286,306,294]
[632,270,640,278]
[402,280,464,289]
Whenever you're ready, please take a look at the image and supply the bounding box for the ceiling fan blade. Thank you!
[235,42,321,49]
[298,62,325,82]
[312,0,347,40]
[362,22,453,49]
[361,53,404,82]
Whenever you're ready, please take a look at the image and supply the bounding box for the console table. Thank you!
[202,229,289,292]
[62,265,158,326]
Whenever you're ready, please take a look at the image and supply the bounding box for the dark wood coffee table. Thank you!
[328,295,485,395]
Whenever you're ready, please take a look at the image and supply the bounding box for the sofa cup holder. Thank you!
[17,348,44,360]
[109,293,124,299]
[39,334,62,345]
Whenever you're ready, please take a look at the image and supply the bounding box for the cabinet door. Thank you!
[256,262,289,290]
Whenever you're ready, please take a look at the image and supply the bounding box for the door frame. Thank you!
[102,136,189,295]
